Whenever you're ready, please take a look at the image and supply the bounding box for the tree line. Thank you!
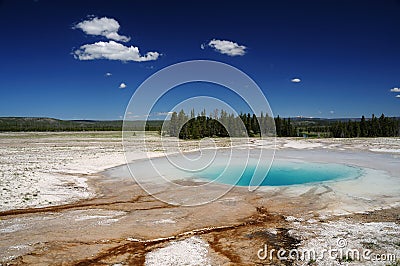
[168,109,276,139]
[329,114,400,138]
[166,110,400,139]
[1,114,399,138]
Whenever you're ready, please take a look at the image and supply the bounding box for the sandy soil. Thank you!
[0,132,399,265]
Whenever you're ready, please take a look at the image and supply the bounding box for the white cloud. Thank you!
[156,111,175,116]
[396,95,400,98]
[73,41,160,62]
[329,110,335,114]
[291,78,301,83]
[119,82,127,89]
[74,16,130,42]
[200,43,205,50]
[105,72,112,77]
[390,87,400,92]
[208,39,246,56]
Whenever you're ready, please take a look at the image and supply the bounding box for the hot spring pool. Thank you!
[106,148,396,206]
[194,161,364,186]
[113,149,366,189]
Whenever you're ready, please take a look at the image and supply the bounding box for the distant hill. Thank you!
[290,116,400,125]
[0,117,163,132]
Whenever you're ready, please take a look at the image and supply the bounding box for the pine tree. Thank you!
[169,112,178,137]
[360,115,367,137]
[275,115,282,137]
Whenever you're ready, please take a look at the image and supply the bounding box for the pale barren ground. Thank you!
[0,132,399,265]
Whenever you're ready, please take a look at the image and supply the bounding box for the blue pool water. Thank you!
[196,161,363,186]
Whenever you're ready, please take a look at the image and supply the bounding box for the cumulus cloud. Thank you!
[390,87,400,92]
[74,16,130,42]
[156,111,174,116]
[291,78,301,83]
[207,39,246,56]
[396,95,400,98]
[330,110,335,114]
[73,41,160,62]
[119,82,127,89]
[105,72,112,77]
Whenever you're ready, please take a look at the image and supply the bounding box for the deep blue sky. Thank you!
[0,0,399,119]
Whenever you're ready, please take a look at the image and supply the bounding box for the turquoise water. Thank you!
[196,161,363,186]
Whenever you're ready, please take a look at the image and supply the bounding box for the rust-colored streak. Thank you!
[0,195,172,217]
[75,242,146,266]
[73,207,286,265]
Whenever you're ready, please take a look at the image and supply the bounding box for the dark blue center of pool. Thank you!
[196,161,363,186]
